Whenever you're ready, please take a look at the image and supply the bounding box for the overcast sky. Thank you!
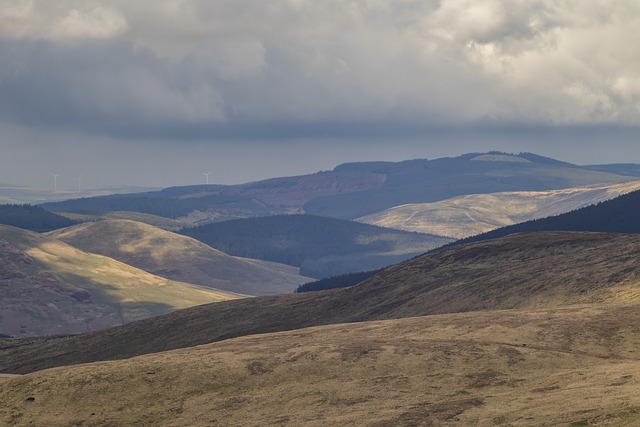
[2,0,640,190]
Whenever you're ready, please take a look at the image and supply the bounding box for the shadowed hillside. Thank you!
[48,220,310,296]
[179,214,452,278]
[4,231,640,373]
[0,225,241,337]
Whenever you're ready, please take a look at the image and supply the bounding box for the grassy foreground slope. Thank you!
[49,220,309,295]
[3,303,640,426]
[0,225,240,337]
[357,180,640,238]
[4,231,640,372]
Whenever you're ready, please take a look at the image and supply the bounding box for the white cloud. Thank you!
[0,1,128,40]
[1,0,640,134]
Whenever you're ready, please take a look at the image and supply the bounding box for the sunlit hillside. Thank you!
[358,180,640,238]
[48,219,310,295]
[0,224,241,336]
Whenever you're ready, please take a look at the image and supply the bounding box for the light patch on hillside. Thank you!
[358,180,640,238]
[0,224,241,336]
[470,154,532,162]
[48,219,311,295]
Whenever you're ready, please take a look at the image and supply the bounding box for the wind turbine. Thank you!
[202,170,214,185]
[77,174,83,193]
[51,173,60,192]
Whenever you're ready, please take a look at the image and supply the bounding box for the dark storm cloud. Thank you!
[2,1,640,189]
[2,0,640,140]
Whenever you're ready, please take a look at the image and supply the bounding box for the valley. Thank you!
[5,1,640,423]
[4,152,640,425]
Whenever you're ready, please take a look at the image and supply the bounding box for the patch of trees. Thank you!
[42,196,193,219]
[179,214,449,278]
[42,191,277,220]
[295,269,381,293]
[0,204,77,232]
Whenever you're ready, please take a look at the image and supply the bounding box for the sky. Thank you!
[1,0,640,190]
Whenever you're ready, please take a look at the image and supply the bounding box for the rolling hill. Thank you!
[41,152,635,223]
[357,180,640,239]
[454,187,640,246]
[3,302,640,426]
[57,211,192,231]
[48,220,311,296]
[178,214,453,278]
[0,224,241,337]
[3,231,640,373]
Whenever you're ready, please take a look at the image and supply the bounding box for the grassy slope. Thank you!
[3,302,640,426]
[357,180,640,238]
[4,231,640,372]
[0,224,240,336]
[48,220,310,296]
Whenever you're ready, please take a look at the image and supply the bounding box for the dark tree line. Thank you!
[295,269,382,293]
[0,204,77,232]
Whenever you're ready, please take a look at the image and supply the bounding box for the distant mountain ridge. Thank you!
[41,152,636,223]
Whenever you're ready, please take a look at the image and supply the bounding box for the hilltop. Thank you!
[0,225,240,337]
[4,231,640,372]
[57,211,191,231]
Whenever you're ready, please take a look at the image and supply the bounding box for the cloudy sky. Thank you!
[1,0,640,189]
